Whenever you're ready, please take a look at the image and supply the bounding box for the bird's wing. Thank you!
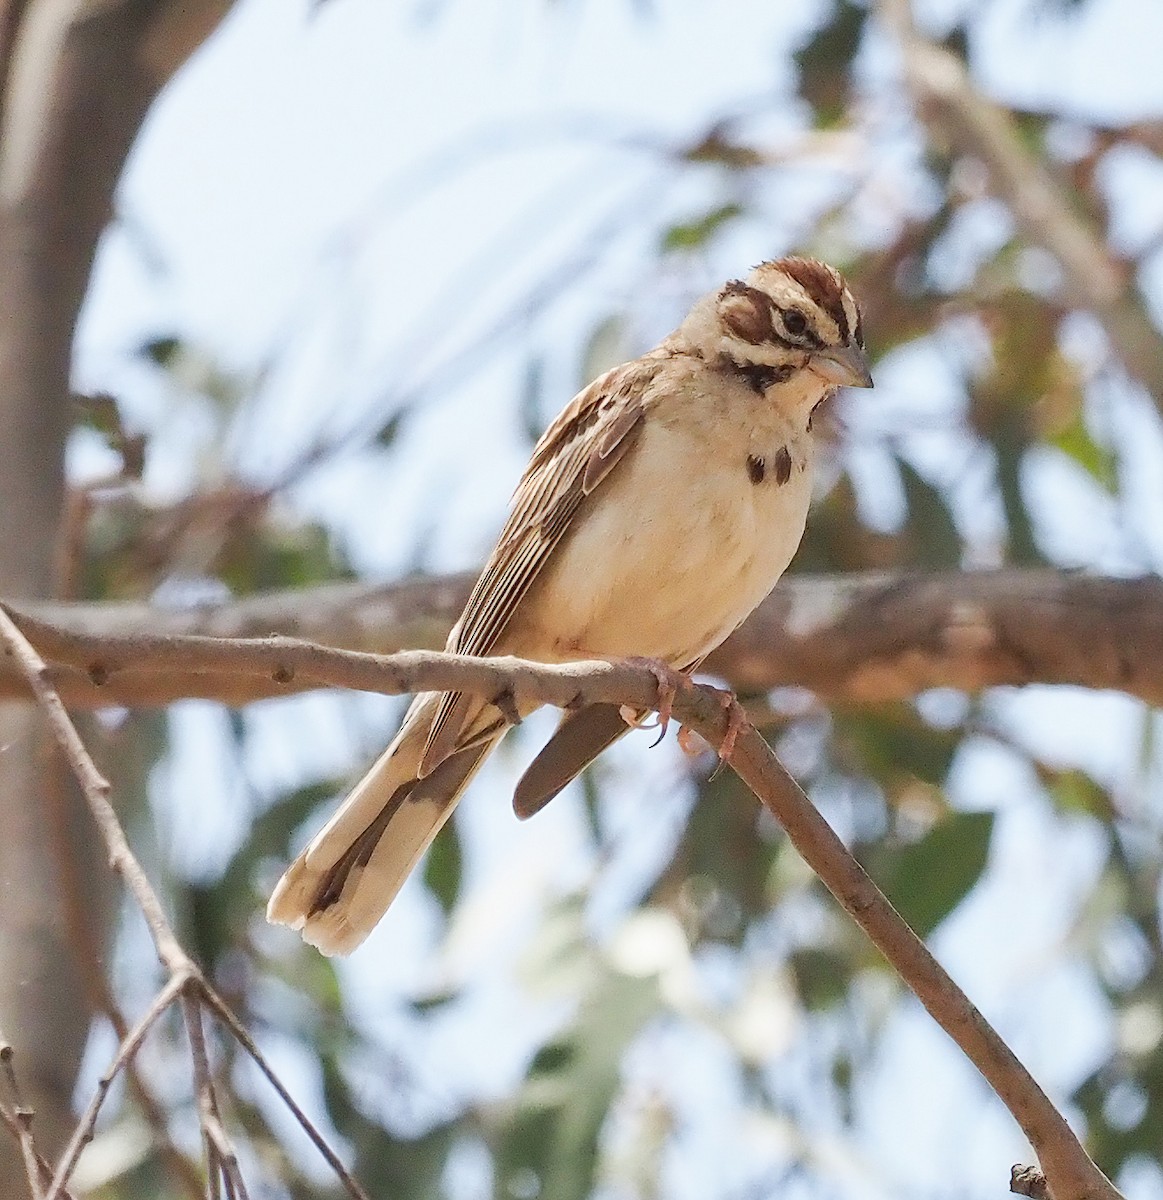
[418,356,659,773]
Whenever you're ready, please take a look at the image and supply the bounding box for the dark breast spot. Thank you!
[774,446,792,485]
[747,455,765,484]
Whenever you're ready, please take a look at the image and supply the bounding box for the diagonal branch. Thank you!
[682,695,1120,1200]
[0,606,370,1200]
[1,1034,44,1200]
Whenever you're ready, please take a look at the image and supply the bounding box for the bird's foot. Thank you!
[675,689,747,766]
[618,657,689,746]
[677,725,706,757]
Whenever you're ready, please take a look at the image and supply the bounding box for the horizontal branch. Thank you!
[4,569,1163,708]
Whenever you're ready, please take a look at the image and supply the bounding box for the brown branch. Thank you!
[1013,1164,1054,1200]
[878,0,1163,405]
[183,993,229,1200]
[680,697,1120,1200]
[0,1105,73,1200]
[4,569,1163,708]
[1,1033,44,1200]
[48,973,189,1200]
[199,983,372,1200]
[0,607,370,1200]
[0,0,236,1173]
[0,594,1123,1199]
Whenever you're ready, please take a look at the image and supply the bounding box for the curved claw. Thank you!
[621,656,690,745]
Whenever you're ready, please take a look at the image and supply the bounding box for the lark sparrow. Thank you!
[268,257,872,955]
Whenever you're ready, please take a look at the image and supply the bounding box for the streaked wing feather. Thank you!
[419,359,658,773]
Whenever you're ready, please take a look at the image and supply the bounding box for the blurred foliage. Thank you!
[64,0,1163,1198]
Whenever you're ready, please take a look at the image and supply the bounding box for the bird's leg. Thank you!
[716,689,747,762]
[618,657,690,746]
[708,688,748,778]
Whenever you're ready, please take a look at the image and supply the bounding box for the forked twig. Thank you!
[199,984,370,1200]
[48,972,189,1200]
[0,607,366,1200]
[0,1105,72,1200]
[1,1034,45,1200]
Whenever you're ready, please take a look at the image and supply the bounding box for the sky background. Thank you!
[65,0,1163,1196]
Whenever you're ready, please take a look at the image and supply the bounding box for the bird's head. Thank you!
[678,256,872,425]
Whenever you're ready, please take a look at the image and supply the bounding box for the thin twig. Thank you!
[0,607,191,976]
[672,687,1121,1200]
[0,608,362,1200]
[877,0,1163,405]
[183,992,228,1200]
[203,1111,249,1200]
[0,1034,44,1200]
[0,1105,74,1200]
[199,985,371,1200]
[45,973,189,1200]
[42,749,205,1199]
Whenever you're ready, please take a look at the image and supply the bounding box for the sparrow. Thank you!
[268,257,872,955]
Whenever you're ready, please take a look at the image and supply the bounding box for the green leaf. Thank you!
[994,428,1045,566]
[654,768,770,934]
[835,705,960,790]
[497,968,660,1200]
[375,409,407,447]
[660,203,743,252]
[1052,414,1117,492]
[793,0,867,126]
[1043,767,1115,821]
[140,334,181,367]
[869,810,995,938]
[789,947,851,1011]
[423,817,463,915]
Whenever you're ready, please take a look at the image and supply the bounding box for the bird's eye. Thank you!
[782,308,808,337]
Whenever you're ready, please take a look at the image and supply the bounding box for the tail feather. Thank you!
[267,692,502,955]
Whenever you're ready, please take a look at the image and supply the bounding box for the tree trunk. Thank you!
[0,0,231,1182]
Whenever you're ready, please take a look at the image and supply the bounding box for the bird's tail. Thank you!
[267,692,502,955]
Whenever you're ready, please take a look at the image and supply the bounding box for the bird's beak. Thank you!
[810,343,873,389]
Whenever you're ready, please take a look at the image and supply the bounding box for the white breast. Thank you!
[511,391,814,668]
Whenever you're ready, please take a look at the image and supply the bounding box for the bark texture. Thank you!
[4,569,1162,708]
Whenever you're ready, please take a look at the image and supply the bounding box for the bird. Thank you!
[267,256,872,955]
